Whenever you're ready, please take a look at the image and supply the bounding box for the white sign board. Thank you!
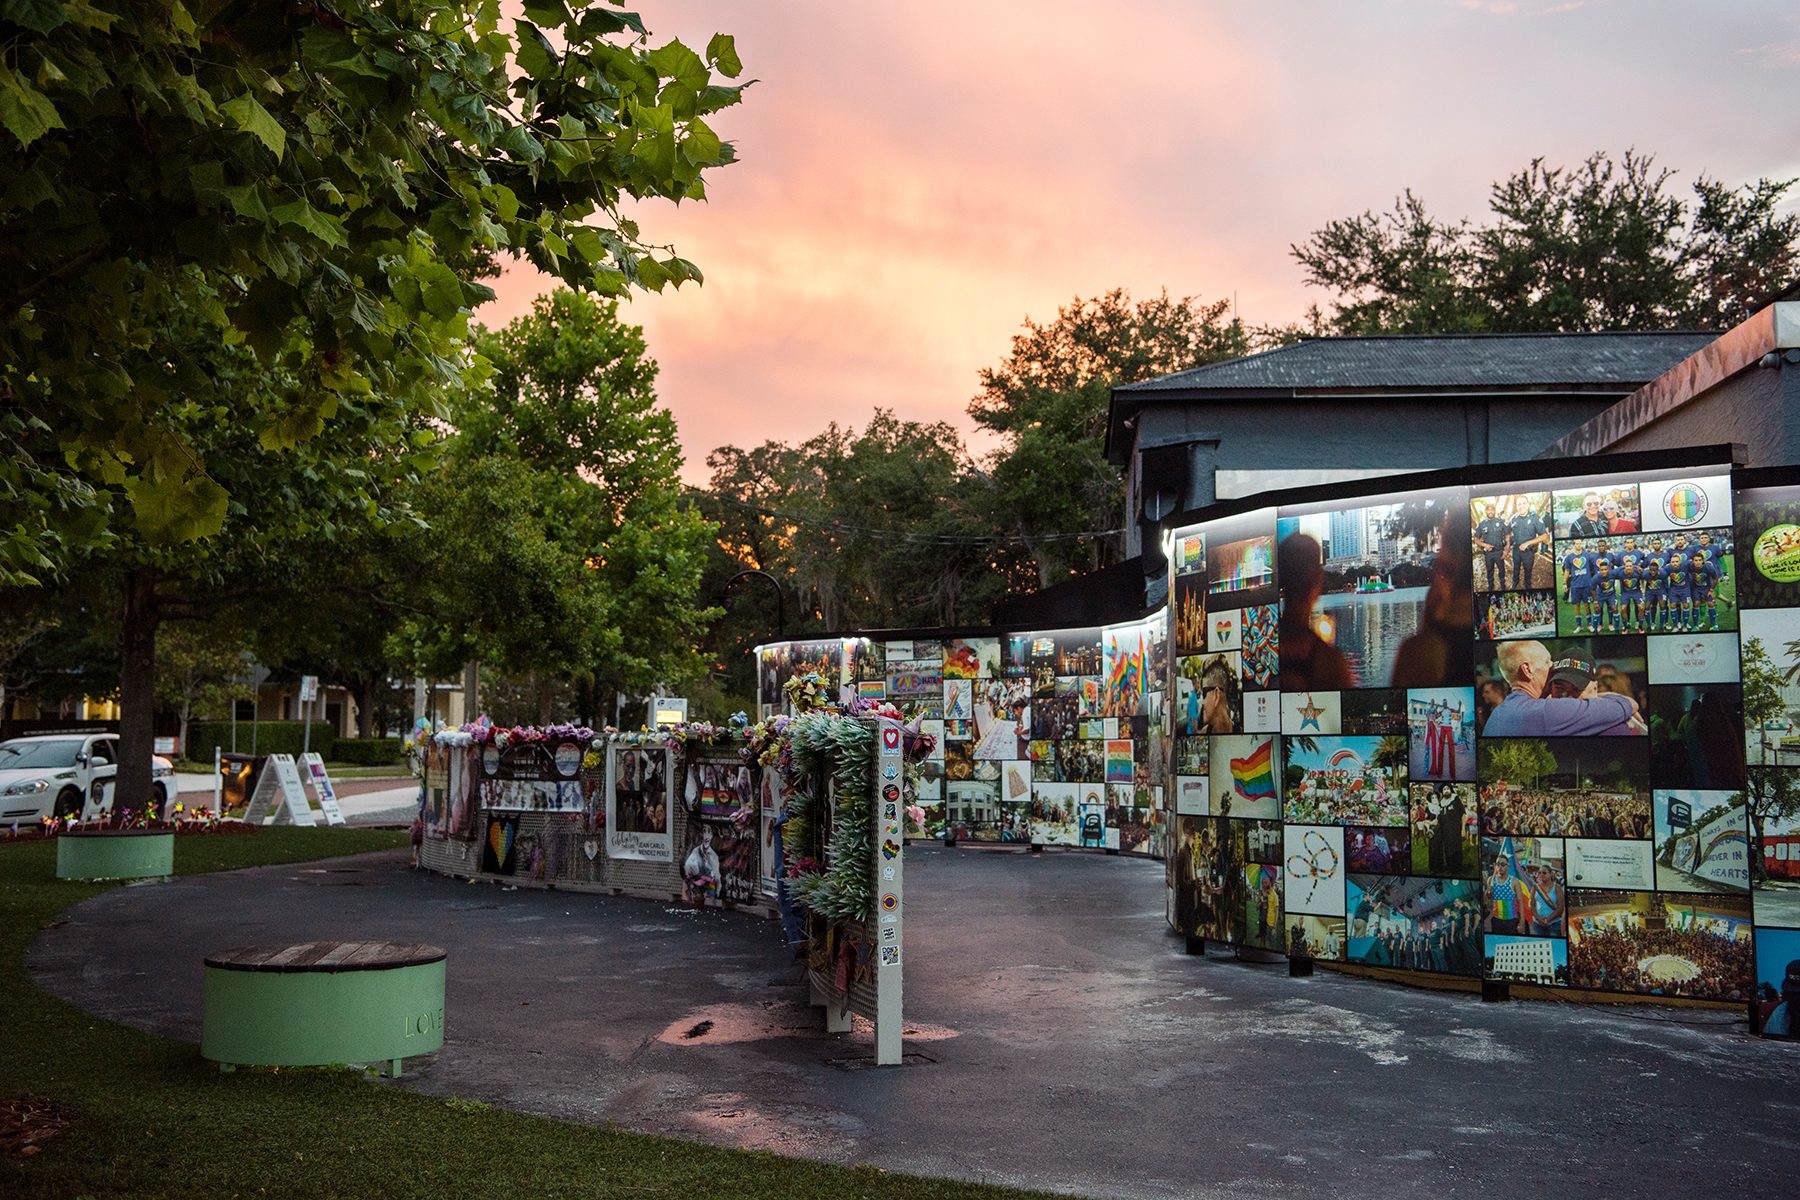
[243,754,316,826]
[299,752,346,826]
[649,697,688,728]
[298,675,319,702]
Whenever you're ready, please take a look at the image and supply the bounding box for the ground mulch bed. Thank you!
[0,1097,74,1158]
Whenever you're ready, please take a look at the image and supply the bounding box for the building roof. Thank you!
[1106,330,1718,462]
[1114,331,1718,394]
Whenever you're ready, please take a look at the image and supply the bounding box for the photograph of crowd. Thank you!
[1284,736,1409,825]
[1472,492,1556,594]
[1173,735,1208,776]
[1278,492,1473,691]
[1473,636,1647,738]
[1647,684,1746,789]
[1348,825,1410,874]
[1480,836,1566,936]
[1566,889,1754,999]
[1171,816,1246,944]
[1412,782,1479,877]
[1342,688,1408,736]
[1286,913,1346,961]
[1407,687,1474,782]
[1244,864,1283,951]
[1102,624,1148,718]
[1553,529,1736,636]
[1030,784,1078,845]
[1477,590,1558,639]
[1477,737,1650,837]
[1346,875,1483,974]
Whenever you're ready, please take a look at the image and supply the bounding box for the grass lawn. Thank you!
[0,830,1051,1200]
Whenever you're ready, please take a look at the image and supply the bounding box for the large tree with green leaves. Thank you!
[401,289,718,723]
[1293,150,1800,335]
[969,288,1253,586]
[1,0,745,804]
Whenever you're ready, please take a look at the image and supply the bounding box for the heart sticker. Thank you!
[582,839,599,861]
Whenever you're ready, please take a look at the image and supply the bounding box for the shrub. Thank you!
[186,721,336,761]
[331,737,405,766]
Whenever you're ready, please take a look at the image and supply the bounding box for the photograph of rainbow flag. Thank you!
[1210,735,1280,819]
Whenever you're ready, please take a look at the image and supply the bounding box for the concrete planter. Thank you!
[55,829,175,880]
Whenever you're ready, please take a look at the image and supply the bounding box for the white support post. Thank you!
[871,718,905,1065]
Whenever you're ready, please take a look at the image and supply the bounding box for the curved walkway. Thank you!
[29,845,1800,1199]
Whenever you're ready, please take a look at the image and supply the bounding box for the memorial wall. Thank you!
[754,449,1800,1033]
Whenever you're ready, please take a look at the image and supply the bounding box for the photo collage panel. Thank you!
[1470,469,1752,1000]
[1167,509,1283,948]
[1271,486,1472,967]
[1736,479,1800,1036]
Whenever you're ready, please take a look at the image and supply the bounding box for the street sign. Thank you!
[649,696,688,728]
[298,675,319,702]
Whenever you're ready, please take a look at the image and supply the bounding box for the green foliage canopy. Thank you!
[0,0,746,583]
[1293,150,1800,335]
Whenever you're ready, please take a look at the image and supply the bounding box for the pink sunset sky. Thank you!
[478,1,1800,483]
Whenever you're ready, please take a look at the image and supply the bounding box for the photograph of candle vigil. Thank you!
[1732,476,1800,1034]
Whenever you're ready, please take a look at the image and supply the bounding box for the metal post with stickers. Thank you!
[873,717,905,1065]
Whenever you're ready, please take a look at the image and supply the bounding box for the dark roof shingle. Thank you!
[1114,331,1717,394]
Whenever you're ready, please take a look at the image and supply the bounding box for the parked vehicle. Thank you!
[0,733,176,824]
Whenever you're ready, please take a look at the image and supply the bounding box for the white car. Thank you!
[0,733,176,824]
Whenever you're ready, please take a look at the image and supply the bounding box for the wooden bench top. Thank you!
[204,941,446,973]
[58,828,174,838]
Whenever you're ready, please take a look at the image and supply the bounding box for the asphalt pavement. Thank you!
[29,844,1800,1200]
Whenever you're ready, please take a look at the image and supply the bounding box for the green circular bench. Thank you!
[202,941,446,1077]
[56,828,175,880]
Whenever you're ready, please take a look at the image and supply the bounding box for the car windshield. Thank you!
[0,739,84,770]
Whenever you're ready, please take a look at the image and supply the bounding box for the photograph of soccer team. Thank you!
[1472,485,1737,637]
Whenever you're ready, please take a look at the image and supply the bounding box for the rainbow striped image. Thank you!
[1232,740,1276,799]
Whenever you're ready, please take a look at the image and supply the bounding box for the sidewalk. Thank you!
[174,771,418,826]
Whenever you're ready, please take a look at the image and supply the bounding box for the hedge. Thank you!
[331,737,405,766]
[187,721,336,761]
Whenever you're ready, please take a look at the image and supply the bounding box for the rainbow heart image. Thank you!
[488,820,514,864]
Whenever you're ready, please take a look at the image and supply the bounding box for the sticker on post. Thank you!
[882,926,897,942]
[883,866,895,880]
[880,946,901,965]
[881,892,898,911]
[882,727,901,749]
[881,837,900,860]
